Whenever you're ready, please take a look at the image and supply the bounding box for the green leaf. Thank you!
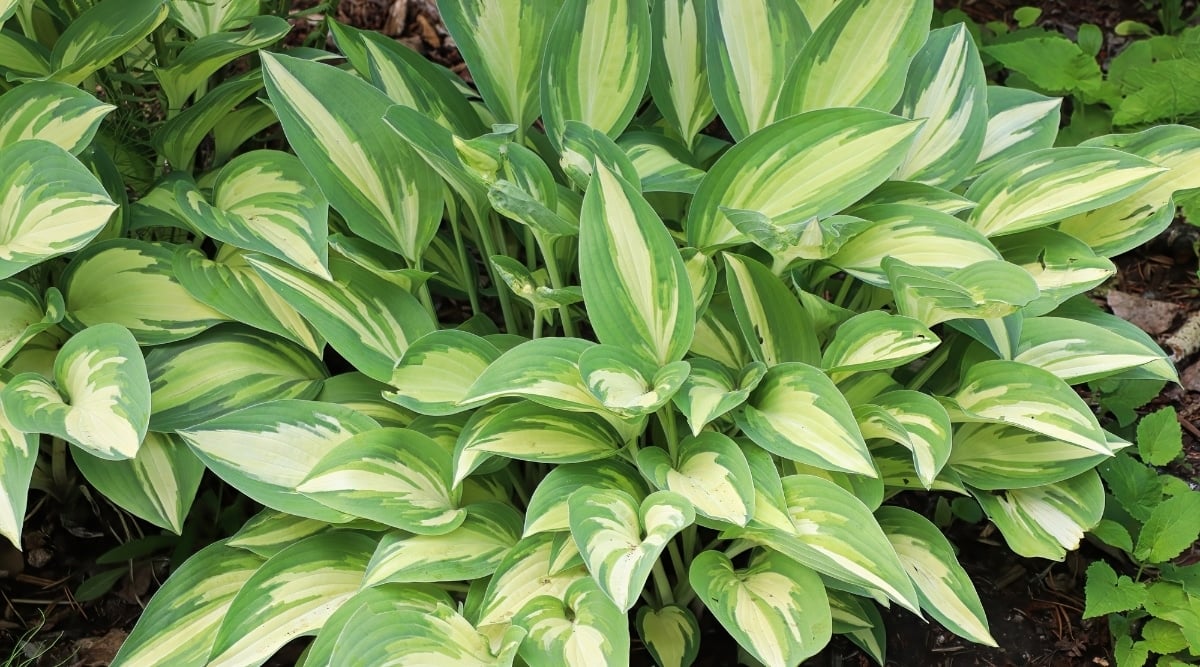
[0,81,114,154]
[156,15,289,112]
[179,400,379,522]
[1014,315,1165,384]
[438,0,558,131]
[686,108,922,250]
[174,150,328,278]
[145,325,326,432]
[580,345,690,418]
[877,507,995,645]
[672,359,765,436]
[648,0,714,148]
[540,0,651,147]
[387,331,502,415]
[780,0,932,113]
[301,584,453,666]
[982,36,1102,97]
[524,459,649,537]
[723,254,820,366]
[0,28,49,79]
[994,229,1116,317]
[580,162,694,366]
[110,542,264,667]
[71,432,203,534]
[972,470,1104,560]
[705,0,809,140]
[475,532,591,629]
[332,601,524,667]
[618,132,707,194]
[689,549,832,667]
[1134,492,1200,563]
[250,256,434,384]
[949,422,1108,490]
[822,312,939,373]
[1138,407,1183,466]
[883,258,1040,327]
[464,338,603,412]
[2,324,148,460]
[61,240,228,345]
[260,52,443,263]
[737,362,875,477]
[636,605,700,667]
[226,509,331,559]
[363,502,521,587]
[0,140,117,280]
[973,86,1061,175]
[168,0,260,37]
[636,432,755,527]
[1083,561,1147,618]
[514,577,630,667]
[0,372,37,548]
[861,390,952,488]
[48,0,168,85]
[850,180,976,216]
[949,359,1112,456]
[155,73,263,171]
[207,532,376,665]
[965,147,1164,237]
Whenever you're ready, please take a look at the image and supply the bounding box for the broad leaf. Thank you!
[226,509,331,559]
[476,532,591,629]
[1014,316,1167,384]
[972,86,1061,176]
[822,312,939,373]
[671,358,765,436]
[514,578,631,667]
[636,432,755,527]
[580,345,690,418]
[386,330,501,415]
[972,470,1104,560]
[48,0,169,85]
[524,459,649,536]
[156,16,289,113]
[635,605,701,667]
[464,338,603,412]
[301,584,453,667]
[993,229,1115,316]
[0,372,36,548]
[2,324,148,460]
[883,257,1040,327]
[0,81,113,154]
[723,254,819,366]
[169,0,260,37]
[948,422,1109,490]
[335,602,524,667]
[648,0,715,147]
[861,390,952,488]
[0,280,63,366]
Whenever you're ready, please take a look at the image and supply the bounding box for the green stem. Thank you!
[412,257,438,322]
[682,525,698,563]
[471,210,518,332]
[832,274,855,308]
[540,236,577,337]
[723,539,753,560]
[506,467,531,509]
[658,408,681,462]
[531,311,544,339]
[905,342,951,391]
[152,24,170,70]
[449,210,482,316]
[651,559,675,605]
[666,540,687,585]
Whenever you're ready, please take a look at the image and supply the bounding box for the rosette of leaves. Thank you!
[2,0,1197,665]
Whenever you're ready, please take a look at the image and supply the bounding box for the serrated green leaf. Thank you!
[1083,561,1147,618]
[1135,492,1200,563]
[1138,407,1183,466]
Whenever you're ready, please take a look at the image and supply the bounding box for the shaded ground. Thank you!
[5,1,1200,665]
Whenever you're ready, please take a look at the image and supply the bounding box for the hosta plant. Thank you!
[2,0,1198,665]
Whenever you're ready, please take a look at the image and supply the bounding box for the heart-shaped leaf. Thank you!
[637,432,755,527]
[580,344,690,418]
[672,359,765,436]
[299,427,465,534]
[386,330,502,415]
[635,604,701,667]
[524,459,649,537]
[0,280,63,366]
[689,550,832,667]
[514,577,631,667]
[2,324,148,460]
[569,488,695,610]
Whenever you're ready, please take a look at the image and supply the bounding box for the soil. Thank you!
[4,1,1200,665]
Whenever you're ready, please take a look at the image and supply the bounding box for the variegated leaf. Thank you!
[110,541,264,667]
[672,358,765,436]
[723,253,819,366]
[580,345,690,418]
[363,501,521,586]
[636,431,755,527]
[618,132,706,194]
[179,400,379,522]
[298,427,465,534]
[737,362,875,477]
[327,233,435,293]
[827,590,887,664]
[476,532,591,629]
[1014,316,1167,384]
[173,245,323,355]
[893,24,987,188]
[261,52,443,263]
[971,470,1104,560]
[386,331,502,415]
[156,15,290,112]
[948,422,1109,490]
[0,140,117,280]
[0,81,113,154]
[558,119,641,191]
[686,108,922,250]
[636,604,701,667]
[145,325,326,431]
[514,577,630,667]
[174,150,329,278]
[464,337,603,412]
[251,256,434,383]
[829,204,1001,287]
[965,147,1163,237]
[206,531,376,666]
[168,0,260,37]
[742,475,921,613]
[2,324,148,460]
[580,161,694,366]
[541,0,650,146]
[850,180,976,216]
[0,28,49,79]
[780,0,932,113]
[569,488,694,611]
[728,213,870,267]
[0,280,62,367]
[948,359,1111,455]
[860,390,952,488]
[648,0,715,148]
[688,549,832,667]
[884,257,1040,327]
[317,372,414,429]
[876,507,995,646]
[62,240,228,345]
[690,295,751,370]
[438,0,557,130]
[705,0,809,140]
[226,509,331,559]
[48,0,168,85]
[156,74,263,171]
[1060,125,1200,257]
[822,312,939,373]
[0,371,36,548]
[524,459,649,537]
[993,229,1115,317]
[1049,298,1178,383]
[71,432,203,534]
[301,584,453,667]
[972,86,1061,176]
[333,601,524,667]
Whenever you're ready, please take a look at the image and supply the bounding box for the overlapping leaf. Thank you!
[0,82,113,154]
